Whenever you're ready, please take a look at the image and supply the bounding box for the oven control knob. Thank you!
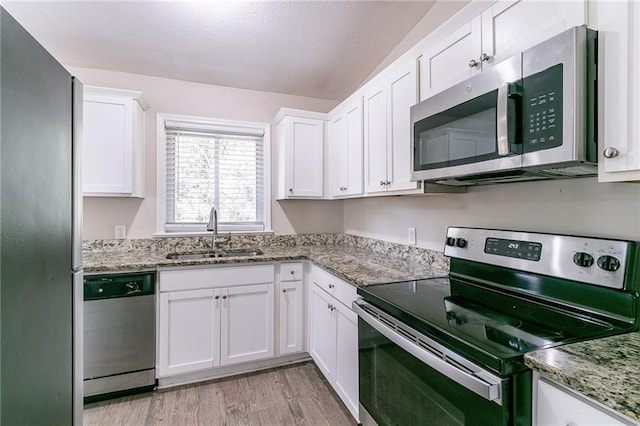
[445,237,456,246]
[573,252,594,267]
[597,255,621,272]
[455,238,467,248]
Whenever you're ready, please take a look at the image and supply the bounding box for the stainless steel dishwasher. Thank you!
[83,271,156,401]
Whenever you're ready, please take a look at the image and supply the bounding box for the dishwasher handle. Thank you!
[84,272,155,300]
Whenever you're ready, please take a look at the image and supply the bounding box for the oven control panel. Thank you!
[444,227,632,290]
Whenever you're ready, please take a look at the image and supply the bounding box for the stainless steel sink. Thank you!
[166,249,263,260]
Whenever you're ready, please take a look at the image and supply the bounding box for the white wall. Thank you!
[70,66,343,239]
[344,178,640,250]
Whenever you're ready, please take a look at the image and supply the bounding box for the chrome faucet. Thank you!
[206,206,218,250]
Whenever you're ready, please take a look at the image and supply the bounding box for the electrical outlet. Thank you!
[408,227,416,245]
[115,225,127,239]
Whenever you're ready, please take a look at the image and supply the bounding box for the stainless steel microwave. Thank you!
[411,26,597,186]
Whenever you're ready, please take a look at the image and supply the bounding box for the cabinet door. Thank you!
[536,378,630,426]
[279,280,304,355]
[420,16,482,100]
[595,0,640,181]
[157,288,219,377]
[83,94,133,194]
[286,117,324,198]
[329,113,348,197]
[309,284,337,381]
[364,85,389,194]
[481,0,587,70]
[334,303,359,422]
[220,283,274,365]
[387,60,420,193]
[344,99,364,196]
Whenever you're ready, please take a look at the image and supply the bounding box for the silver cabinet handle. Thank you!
[480,53,492,62]
[328,283,334,289]
[603,147,620,158]
[353,300,504,405]
[496,83,510,156]
[468,59,479,68]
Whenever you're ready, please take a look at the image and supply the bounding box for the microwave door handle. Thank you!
[496,83,510,156]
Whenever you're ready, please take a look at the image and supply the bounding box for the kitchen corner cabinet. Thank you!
[82,86,148,197]
[534,375,634,425]
[364,57,421,195]
[593,0,640,182]
[328,95,364,198]
[275,108,326,199]
[278,263,304,355]
[420,0,587,100]
[157,265,275,378]
[308,266,359,421]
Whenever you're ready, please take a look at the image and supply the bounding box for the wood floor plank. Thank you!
[83,361,356,426]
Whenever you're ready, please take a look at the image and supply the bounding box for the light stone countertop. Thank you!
[525,332,640,422]
[83,243,449,287]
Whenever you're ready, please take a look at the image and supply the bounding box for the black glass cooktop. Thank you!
[357,277,629,375]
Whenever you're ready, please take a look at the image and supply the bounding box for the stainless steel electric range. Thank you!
[354,227,639,426]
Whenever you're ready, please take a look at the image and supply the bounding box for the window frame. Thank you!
[156,112,271,236]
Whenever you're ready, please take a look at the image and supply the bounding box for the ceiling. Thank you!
[3,1,437,101]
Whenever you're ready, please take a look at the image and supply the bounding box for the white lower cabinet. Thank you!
[309,266,359,421]
[534,375,635,426]
[220,284,274,365]
[159,288,219,376]
[157,265,275,378]
[278,263,305,355]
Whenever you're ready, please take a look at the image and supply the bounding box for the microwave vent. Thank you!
[539,165,598,177]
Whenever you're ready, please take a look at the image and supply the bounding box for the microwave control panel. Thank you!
[522,64,563,152]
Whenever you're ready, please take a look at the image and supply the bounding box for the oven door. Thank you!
[354,300,512,426]
[410,54,523,183]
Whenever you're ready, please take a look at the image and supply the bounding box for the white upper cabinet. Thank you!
[364,57,421,194]
[481,0,587,70]
[420,0,588,100]
[592,0,640,181]
[328,95,364,198]
[82,86,147,197]
[275,108,326,199]
[420,16,482,100]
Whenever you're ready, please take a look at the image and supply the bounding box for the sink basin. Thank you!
[166,249,263,260]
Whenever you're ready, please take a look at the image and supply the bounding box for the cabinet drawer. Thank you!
[280,262,303,281]
[310,265,357,309]
[159,264,275,292]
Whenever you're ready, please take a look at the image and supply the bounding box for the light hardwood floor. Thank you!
[83,361,357,426]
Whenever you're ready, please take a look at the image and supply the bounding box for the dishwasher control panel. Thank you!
[84,272,155,300]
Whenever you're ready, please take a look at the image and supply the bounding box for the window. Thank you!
[157,114,270,234]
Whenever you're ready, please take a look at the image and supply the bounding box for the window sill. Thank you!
[153,230,275,239]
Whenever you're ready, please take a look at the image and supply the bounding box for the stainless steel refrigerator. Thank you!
[0,7,83,424]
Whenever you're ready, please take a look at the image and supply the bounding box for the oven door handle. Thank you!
[353,300,504,405]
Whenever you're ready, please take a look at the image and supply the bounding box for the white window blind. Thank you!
[164,120,266,233]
